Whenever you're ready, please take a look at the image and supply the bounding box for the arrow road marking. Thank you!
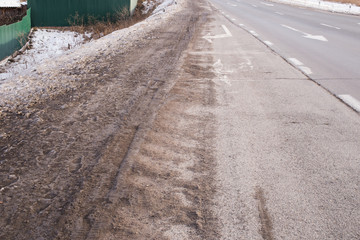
[203,25,232,43]
[320,23,341,30]
[282,24,328,42]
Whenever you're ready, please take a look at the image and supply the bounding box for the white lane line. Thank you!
[261,2,274,6]
[239,23,245,26]
[264,41,273,46]
[320,23,341,30]
[338,95,360,112]
[252,4,258,7]
[275,12,284,15]
[203,25,233,43]
[250,30,259,36]
[287,58,312,75]
[358,22,360,25]
[288,58,303,66]
[282,24,328,42]
[299,66,312,75]
[232,18,236,21]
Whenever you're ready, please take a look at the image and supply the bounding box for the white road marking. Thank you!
[227,3,238,7]
[358,22,360,25]
[232,18,236,21]
[288,58,303,66]
[320,23,341,30]
[252,4,258,7]
[261,2,274,6]
[338,95,360,112]
[250,30,259,36]
[299,66,312,75]
[288,58,312,75]
[264,41,273,46]
[282,24,328,42]
[239,23,244,26]
[203,25,233,43]
[275,12,284,15]
[239,59,254,70]
[213,59,232,85]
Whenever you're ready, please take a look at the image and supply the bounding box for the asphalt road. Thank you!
[199,1,360,238]
[209,0,360,110]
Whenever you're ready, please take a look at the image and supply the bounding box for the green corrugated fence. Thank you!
[28,0,138,27]
[0,8,31,61]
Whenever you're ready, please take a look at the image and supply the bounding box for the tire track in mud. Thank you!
[0,1,218,239]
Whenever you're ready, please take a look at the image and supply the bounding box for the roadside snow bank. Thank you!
[0,29,89,81]
[272,0,360,14]
[0,0,185,111]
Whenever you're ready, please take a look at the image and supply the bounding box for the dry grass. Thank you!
[326,0,360,5]
[53,0,155,39]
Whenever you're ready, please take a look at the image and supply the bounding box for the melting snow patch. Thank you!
[0,29,88,81]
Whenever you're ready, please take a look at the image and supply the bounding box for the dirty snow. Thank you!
[0,0,21,8]
[272,0,360,14]
[0,0,184,111]
[0,29,88,81]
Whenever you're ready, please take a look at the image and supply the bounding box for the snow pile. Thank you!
[0,0,185,111]
[0,29,89,81]
[272,0,360,14]
[0,0,21,8]
[142,0,177,15]
[152,0,178,15]
[142,0,159,14]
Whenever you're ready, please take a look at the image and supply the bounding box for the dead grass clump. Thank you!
[326,0,360,6]
[66,1,155,40]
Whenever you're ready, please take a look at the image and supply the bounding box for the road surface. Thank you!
[209,0,360,110]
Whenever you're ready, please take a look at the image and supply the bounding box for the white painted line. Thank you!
[338,95,360,112]
[282,24,328,42]
[288,58,303,66]
[250,30,258,36]
[203,25,233,43]
[299,66,312,75]
[358,22,360,25]
[275,12,284,15]
[239,23,244,26]
[226,15,230,17]
[252,4,258,7]
[232,18,236,21]
[227,3,237,7]
[213,59,232,86]
[261,2,274,6]
[287,58,312,75]
[321,23,341,30]
[264,41,273,46]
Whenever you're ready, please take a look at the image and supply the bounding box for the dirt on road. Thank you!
[0,0,219,239]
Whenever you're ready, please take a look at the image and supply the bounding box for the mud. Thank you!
[0,0,219,239]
